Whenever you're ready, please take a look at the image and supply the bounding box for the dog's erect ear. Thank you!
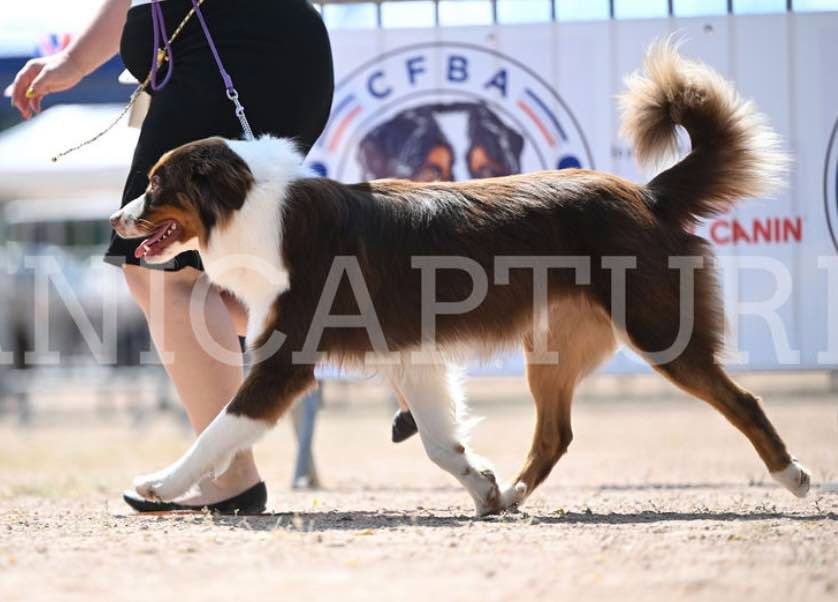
[187,140,255,217]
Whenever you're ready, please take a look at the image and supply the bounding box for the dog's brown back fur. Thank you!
[275,171,651,357]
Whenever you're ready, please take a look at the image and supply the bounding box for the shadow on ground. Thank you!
[122,506,838,532]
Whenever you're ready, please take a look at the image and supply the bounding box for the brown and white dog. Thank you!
[111,43,810,515]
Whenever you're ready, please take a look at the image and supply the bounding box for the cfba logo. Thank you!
[307,42,593,183]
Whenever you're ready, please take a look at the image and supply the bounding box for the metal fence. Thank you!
[313,0,832,29]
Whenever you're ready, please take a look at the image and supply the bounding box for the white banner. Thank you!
[308,13,838,372]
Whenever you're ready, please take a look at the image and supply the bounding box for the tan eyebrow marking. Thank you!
[147,149,175,180]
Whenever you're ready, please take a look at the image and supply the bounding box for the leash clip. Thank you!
[226,87,254,141]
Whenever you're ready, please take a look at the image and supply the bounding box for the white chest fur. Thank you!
[201,183,289,345]
[200,137,312,346]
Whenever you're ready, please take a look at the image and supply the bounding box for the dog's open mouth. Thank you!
[134,220,181,259]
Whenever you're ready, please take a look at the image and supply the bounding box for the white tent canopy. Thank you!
[0,104,138,202]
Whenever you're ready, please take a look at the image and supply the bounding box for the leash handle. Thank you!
[53,0,202,161]
[51,0,252,162]
[149,1,174,91]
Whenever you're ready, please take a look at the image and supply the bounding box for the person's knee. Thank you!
[122,265,199,316]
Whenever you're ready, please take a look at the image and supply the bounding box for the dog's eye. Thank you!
[146,176,162,206]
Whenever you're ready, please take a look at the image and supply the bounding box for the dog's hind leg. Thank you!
[618,256,810,497]
[391,358,504,516]
[501,297,616,509]
[647,353,810,497]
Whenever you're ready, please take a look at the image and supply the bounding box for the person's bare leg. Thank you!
[124,265,260,504]
[394,385,409,412]
[219,289,248,339]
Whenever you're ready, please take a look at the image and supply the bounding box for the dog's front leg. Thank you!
[134,356,316,502]
[133,409,269,502]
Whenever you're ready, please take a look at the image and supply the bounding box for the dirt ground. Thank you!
[1,377,837,602]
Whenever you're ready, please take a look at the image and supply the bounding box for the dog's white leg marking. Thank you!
[770,457,811,498]
[393,360,504,516]
[133,409,268,501]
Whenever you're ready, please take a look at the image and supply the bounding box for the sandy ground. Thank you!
[1,379,837,602]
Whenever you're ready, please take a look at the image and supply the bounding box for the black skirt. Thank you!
[105,0,334,271]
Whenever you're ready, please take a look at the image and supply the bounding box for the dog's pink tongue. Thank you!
[134,224,168,259]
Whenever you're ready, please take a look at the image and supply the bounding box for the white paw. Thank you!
[499,481,528,510]
[472,469,502,517]
[133,466,194,502]
[472,474,529,516]
[771,458,811,498]
[133,472,168,501]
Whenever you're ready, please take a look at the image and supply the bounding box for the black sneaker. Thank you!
[391,410,418,443]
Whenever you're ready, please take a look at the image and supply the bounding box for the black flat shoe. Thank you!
[122,481,267,515]
[391,410,418,443]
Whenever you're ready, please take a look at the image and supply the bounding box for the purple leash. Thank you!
[149,1,174,91]
[149,0,255,140]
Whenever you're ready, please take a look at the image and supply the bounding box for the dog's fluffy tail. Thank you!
[618,39,789,227]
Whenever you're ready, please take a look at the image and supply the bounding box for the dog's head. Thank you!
[110,137,255,264]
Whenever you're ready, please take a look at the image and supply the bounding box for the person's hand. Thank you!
[5,51,85,120]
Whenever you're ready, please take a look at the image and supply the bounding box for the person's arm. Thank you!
[7,0,130,119]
